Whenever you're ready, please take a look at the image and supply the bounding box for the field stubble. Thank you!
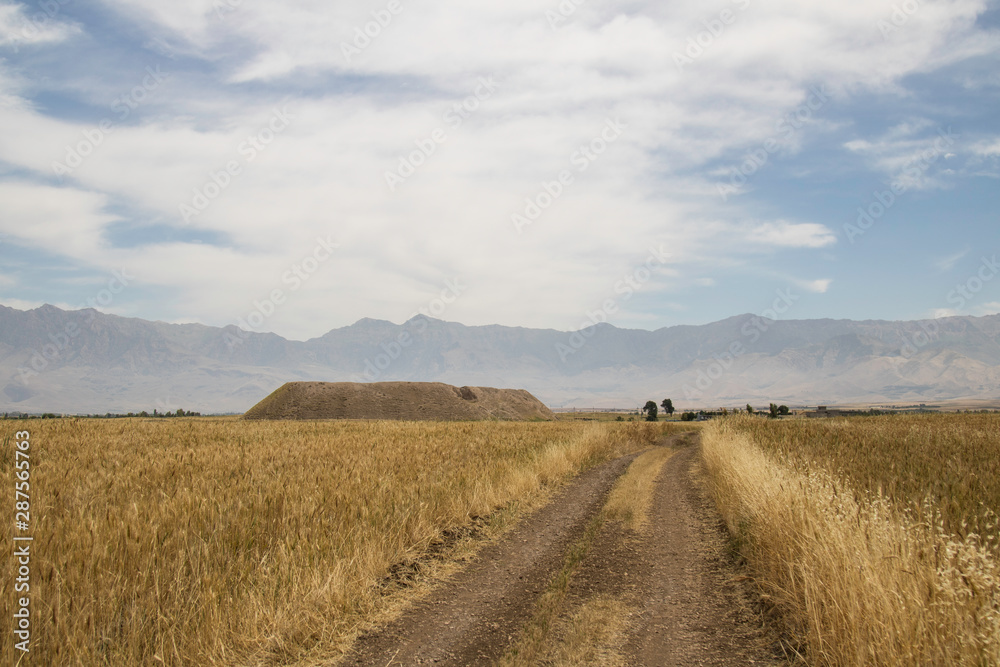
[0,418,662,666]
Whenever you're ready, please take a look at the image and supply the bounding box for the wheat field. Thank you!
[702,414,1000,666]
[0,418,661,666]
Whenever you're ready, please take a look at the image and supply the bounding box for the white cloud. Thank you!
[0,1,80,49]
[0,298,53,310]
[977,302,1000,316]
[842,118,962,190]
[972,138,1000,157]
[750,221,837,248]
[930,302,1000,319]
[934,248,970,272]
[0,182,117,255]
[0,0,993,337]
[801,278,833,294]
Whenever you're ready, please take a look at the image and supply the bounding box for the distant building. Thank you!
[805,406,845,418]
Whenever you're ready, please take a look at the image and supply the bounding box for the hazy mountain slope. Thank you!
[1,304,998,413]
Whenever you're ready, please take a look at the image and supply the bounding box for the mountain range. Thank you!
[2,304,999,414]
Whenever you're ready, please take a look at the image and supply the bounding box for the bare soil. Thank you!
[342,434,784,666]
[243,381,555,421]
[344,453,639,665]
[619,436,783,665]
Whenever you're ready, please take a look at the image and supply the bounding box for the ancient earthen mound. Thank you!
[243,381,556,421]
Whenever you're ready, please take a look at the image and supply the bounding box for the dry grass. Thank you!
[604,445,677,532]
[728,414,1000,541]
[0,418,659,666]
[702,415,1000,666]
[541,596,628,667]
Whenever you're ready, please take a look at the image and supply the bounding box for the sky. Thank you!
[0,0,998,341]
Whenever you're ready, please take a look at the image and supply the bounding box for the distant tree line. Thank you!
[1,412,61,420]
[1,408,202,419]
[635,398,795,421]
[630,400,1000,421]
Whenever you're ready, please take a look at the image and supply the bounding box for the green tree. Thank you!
[746,404,754,415]
[642,400,658,422]
[778,405,790,416]
[769,403,779,419]
[660,398,675,416]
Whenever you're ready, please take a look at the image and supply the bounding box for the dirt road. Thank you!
[345,434,782,666]
[621,439,779,665]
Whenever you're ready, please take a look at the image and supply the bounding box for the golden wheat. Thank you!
[730,414,1000,542]
[702,415,1000,666]
[0,418,660,666]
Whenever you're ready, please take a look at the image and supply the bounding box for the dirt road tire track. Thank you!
[345,452,641,666]
[621,437,782,665]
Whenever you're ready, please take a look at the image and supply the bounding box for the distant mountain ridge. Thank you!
[1,304,999,413]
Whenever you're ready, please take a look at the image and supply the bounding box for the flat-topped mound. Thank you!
[243,381,556,421]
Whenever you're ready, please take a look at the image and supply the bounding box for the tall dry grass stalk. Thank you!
[1,418,661,666]
[702,417,1000,666]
